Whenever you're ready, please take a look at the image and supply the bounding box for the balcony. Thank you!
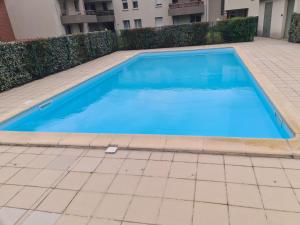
[86,10,115,23]
[61,10,97,24]
[168,0,204,16]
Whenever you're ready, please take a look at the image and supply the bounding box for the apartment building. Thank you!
[225,0,259,18]
[0,0,14,41]
[113,0,224,30]
[258,0,300,39]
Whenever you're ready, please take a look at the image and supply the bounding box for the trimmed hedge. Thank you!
[289,13,300,43]
[0,31,117,92]
[120,17,258,50]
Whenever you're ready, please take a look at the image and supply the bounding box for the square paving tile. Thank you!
[170,162,197,180]
[0,153,18,166]
[21,211,60,225]
[119,159,147,176]
[82,173,115,192]
[225,165,256,184]
[55,215,89,225]
[158,199,193,225]
[149,152,174,161]
[7,168,41,186]
[164,178,195,201]
[108,175,140,195]
[8,154,37,167]
[7,186,47,209]
[0,184,22,206]
[66,192,103,216]
[27,155,57,169]
[135,176,166,197]
[224,156,252,166]
[94,194,131,220]
[251,157,281,168]
[260,186,300,212]
[229,206,267,225]
[96,158,124,174]
[198,154,223,164]
[227,183,263,208]
[37,189,76,213]
[125,196,161,224]
[29,169,64,187]
[197,164,225,182]
[143,161,171,177]
[285,169,300,188]
[0,207,26,225]
[193,202,229,225]
[173,153,198,163]
[255,167,290,187]
[56,172,90,190]
[47,155,77,170]
[0,167,20,183]
[85,150,105,158]
[88,218,121,225]
[71,157,102,172]
[195,180,226,204]
[127,151,151,160]
[280,159,300,170]
[266,210,300,225]
[105,150,129,159]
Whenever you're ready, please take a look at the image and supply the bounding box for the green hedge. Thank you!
[120,17,258,50]
[289,13,300,43]
[0,31,117,92]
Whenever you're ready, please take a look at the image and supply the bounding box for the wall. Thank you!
[0,0,14,41]
[294,0,300,12]
[208,0,222,21]
[4,0,65,40]
[225,0,259,16]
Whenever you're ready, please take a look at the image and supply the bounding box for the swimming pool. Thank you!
[0,48,293,138]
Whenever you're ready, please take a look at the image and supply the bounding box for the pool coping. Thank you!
[1,45,300,158]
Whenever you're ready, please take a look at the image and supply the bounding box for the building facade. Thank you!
[0,0,15,41]
[225,0,259,18]
[258,0,300,39]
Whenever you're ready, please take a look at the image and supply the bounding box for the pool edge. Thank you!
[1,45,300,158]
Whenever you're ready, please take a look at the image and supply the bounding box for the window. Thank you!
[79,24,83,33]
[74,0,80,12]
[123,20,131,29]
[65,25,72,34]
[226,8,248,18]
[190,15,201,23]
[134,19,142,28]
[221,0,225,16]
[132,0,138,9]
[122,0,128,9]
[102,2,108,11]
[155,0,162,6]
[155,17,163,27]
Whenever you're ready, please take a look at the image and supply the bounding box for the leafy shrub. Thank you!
[206,31,223,44]
[289,13,300,43]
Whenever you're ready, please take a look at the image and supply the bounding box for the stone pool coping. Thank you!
[1,44,300,158]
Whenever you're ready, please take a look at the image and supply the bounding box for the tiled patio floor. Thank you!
[0,145,300,225]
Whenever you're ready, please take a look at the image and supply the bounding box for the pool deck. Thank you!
[1,38,300,157]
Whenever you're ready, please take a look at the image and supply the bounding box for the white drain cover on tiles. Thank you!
[105,146,118,154]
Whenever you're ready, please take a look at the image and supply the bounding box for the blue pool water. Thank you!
[0,48,293,138]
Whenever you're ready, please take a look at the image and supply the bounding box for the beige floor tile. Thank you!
[0,146,10,152]
[8,154,37,167]
[198,154,223,164]
[119,159,147,176]
[173,153,198,163]
[229,206,267,225]
[224,156,252,166]
[125,196,161,224]
[294,188,300,202]
[164,178,195,200]
[7,186,47,209]
[281,159,300,170]
[47,155,78,170]
[43,147,64,155]
[30,169,64,187]
[266,210,300,225]
[158,199,193,225]
[227,183,263,208]
[170,162,197,180]
[96,158,124,174]
[55,215,89,225]
[260,186,300,212]
[108,175,140,195]
[61,148,84,157]
[7,168,41,185]
[225,165,256,184]
[127,151,151,160]
[88,218,121,225]
[0,207,26,225]
[66,192,103,216]
[82,173,115,192]
[195,180,226,204]
[144,160,171,177]
[251,157,281,168]
[25,147,47,154]
[255,167,290,187]
[21,211,60,225]
[85,150,105,158]
[193,202,229,225]
[285,169,300,188]
[105,150,129,159]
[57,172,90,190]
[38,189,76,213]
[0,184,22,206]
[149,152,174,161]
[197,163,225,182]
[94,194,131,220]
[6,146,27,154]
[121,222,144,225]
[0,153,18,166]
[0,167,20,183]
[27,155,57,169]
[136,176,166,197]
[71,157,102,172]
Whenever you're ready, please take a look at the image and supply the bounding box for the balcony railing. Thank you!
[169,0,204,16]
[61,9,114,23]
